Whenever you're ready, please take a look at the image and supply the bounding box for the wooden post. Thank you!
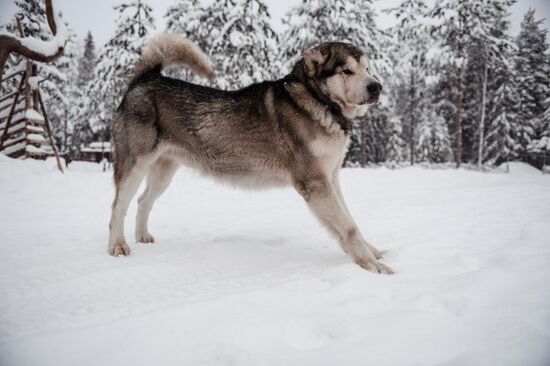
[31,64,39,109]
[0,72,26,150]
[36,89,64,173]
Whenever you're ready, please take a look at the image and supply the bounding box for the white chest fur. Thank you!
[309,132,348,174]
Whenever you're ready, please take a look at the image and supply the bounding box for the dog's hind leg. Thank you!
[135,157,178,243]
[108,156,155,256]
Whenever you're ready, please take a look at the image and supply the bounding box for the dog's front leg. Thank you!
[294,176,393,274]
[332,170,384,260]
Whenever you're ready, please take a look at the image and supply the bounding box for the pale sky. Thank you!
[0,0,549,47]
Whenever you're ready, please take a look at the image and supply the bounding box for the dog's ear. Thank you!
[303,47,330,78]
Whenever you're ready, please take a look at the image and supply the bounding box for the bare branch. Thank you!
[0,0,64,83]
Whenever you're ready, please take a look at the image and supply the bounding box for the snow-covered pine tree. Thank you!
[430,0,516,167]
[362,105,392,164]
[527,96,550,165]
[281,0,390,166]
[201,0,278,89]
[461,4,515,167]
[165,0,202,39]
[484,63,519,165]
[84,0,155,139]
[77,31,96,88]
[177,0,233,87]
[164,0,204,82]
[385,0,431,165]
[415,110,452,163]
[280,0,388,75]
[70,31,97,157]
[385,115,406,165]
[46,24,80,154]
[515,9,550,164]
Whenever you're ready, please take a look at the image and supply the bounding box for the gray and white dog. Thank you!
[108,34,393,274]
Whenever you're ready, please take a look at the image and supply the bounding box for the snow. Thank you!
[0,107,25,120]
[0,113,24,129]
[88,141,112,149]
[1,142,25,155]
[25,109,44,121]
[529,136,550,152]
[26,133,45,143]
[0,95,24,112]
[0,159,549,366]
[1,121,25,135]
[3,10,68,58]
[26,125,45,133]
[24,145,45,154]
[27,76,42,89]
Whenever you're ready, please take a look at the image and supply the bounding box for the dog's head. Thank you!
[293,42,382,119]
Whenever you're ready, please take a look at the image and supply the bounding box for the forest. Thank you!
[1,0,549,169]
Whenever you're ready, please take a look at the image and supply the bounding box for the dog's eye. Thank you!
[343,69,353,75]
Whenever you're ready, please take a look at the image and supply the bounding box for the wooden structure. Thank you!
[80,141,113,163]
[0,12,64,172]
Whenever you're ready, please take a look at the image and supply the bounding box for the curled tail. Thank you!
[133,34,215,79]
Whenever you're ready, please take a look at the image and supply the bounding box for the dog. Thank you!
[107,34,393,274]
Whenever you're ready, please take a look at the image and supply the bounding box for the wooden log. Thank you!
[1,68,24,83]
[0,90,19,104]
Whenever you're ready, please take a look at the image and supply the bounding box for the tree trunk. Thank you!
[477,63,488,168]
[455,66,463,168]
[63,107,68,152]
[409,73,415,166]
[361,118,368,166]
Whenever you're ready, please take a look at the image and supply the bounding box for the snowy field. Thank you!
[0,155,549,366]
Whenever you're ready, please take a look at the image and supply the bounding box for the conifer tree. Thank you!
[280,0,388,75]
[71,31,97,156]
[385,0,431,165]
[84,0,155,138]
[164,0,204,82]
[206,0,278,89]
[431,0,516,167]
[515,9,550,161]
[77,31,96,88]
[484,68,519,165]
[416,110,452,163]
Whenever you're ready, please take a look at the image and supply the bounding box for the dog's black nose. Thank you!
[367,82,382,96]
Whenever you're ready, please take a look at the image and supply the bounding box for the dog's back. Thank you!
[112,35,302,188]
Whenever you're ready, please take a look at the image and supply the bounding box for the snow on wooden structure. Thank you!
[0,0,66,172]
[0,51,63,171]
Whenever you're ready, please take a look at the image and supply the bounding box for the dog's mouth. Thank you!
[357,96,379,106]
[365,96,379,105]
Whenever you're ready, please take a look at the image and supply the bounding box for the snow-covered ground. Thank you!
[0,155,549,366]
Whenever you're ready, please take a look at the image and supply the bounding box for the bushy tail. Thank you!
[133,34,215,79]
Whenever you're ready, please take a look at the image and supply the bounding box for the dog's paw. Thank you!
[109,242,131,256]
[372,248,390,260]
[365,243,386,260]
[136,232,155,244]
[355,258,394,274]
